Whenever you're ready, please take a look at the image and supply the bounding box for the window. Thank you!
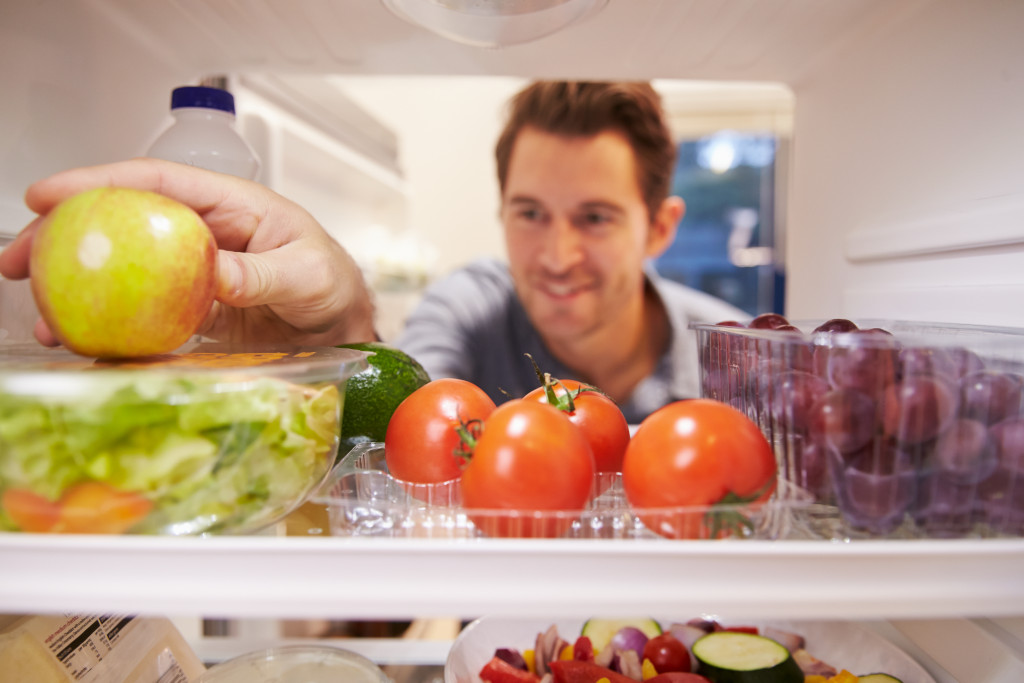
[652,81,793,317]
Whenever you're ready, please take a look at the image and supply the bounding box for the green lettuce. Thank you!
[0,371,341,534]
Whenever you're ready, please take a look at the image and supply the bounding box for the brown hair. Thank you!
[495,81,676,222]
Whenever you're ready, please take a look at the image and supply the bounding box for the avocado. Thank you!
[336,342,431,460]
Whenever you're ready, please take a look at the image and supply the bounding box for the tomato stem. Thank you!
[452,417,484,463]
[704,477,777,538]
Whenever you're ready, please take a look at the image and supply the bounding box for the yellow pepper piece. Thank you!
[524,650,536,674]
[641,658,659,680]
[597,679,611,683]
[828,672,859,683]
[559,644,574,661]
[804,677,829,683]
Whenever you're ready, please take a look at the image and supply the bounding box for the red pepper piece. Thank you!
[548,660,636,683]
[480,656,541,683]
[572,636,595,662]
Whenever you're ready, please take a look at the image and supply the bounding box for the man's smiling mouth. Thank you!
[538,280,592,299]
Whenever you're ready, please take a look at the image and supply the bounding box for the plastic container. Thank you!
[692,318,1024,540]
[315,442,806,541]
[0,341,367,535]
[199,645,390,683]
[147,85,261,180]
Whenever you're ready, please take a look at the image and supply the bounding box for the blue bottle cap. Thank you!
[170,86,236,114]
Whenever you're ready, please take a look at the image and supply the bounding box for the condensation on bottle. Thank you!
[146,86,261,181]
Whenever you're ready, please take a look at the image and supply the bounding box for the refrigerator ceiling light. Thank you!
[380,0,610,48]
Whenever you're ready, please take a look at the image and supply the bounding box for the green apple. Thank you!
[29,186,217,358]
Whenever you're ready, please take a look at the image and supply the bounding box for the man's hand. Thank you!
[0,158,377,348]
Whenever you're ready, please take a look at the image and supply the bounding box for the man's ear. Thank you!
[645,196,685,258]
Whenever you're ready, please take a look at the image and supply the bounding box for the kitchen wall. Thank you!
[329,75,525,277]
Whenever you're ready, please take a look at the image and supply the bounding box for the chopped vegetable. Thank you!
[581,619,662,654]
[692,631,803,683]
[549,660,636,683]
[481,656,541,683]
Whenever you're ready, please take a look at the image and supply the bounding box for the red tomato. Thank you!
[622,399,777,539]
[461,399,595,538]
[384,378,496,484]
[525,379,630,473]
[642,633,691,673]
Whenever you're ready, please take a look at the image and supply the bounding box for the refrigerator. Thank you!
[1,1,1023,682]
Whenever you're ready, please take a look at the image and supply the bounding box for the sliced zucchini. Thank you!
[579,618,662,653]
[692,631,803,683]
[857,675,903,683]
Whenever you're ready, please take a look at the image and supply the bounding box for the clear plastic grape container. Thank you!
[692,318,1024,540]
[0,342,367,535]
[315,442,808,541]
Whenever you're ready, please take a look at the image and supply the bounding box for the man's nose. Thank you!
[537,217,584,272]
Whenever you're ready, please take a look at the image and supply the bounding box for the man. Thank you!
[394,82,746,422]
[1,81,746,422]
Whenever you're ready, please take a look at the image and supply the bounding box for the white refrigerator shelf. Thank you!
[1,534,1023,620]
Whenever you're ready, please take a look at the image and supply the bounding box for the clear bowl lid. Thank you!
[198,645,391,683]
[0,341,369,396]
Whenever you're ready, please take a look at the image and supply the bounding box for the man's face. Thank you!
[501,127,663,344]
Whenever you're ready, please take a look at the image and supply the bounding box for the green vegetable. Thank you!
[580,618,662,653]
[692,631,803,683]
[857,675,903,683]
[336,342,430,459]
[0,371,341,534]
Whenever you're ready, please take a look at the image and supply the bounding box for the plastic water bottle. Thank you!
[147,86,261,181]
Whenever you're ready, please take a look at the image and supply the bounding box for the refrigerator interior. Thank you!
[1,1,1024,681]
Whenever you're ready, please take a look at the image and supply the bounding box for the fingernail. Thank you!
[217,251,243,300]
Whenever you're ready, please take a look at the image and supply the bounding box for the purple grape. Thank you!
[813,318,859,334]
[702,365,743,402]
[975,466,1024,534]
[808,388,879,454]
[900,346,959,382]
[749,312,790,330]
[960,371,1024,425]
[826,330,900,394]
[801,438,837,501]
[946,347,986,379]
[931,418,997,484]
[829,446,917,534]
[913,473,977,537]
[881,375,959,445]
[769,370,831,433]
[990,417,1024,469]
[977,418,1024,533]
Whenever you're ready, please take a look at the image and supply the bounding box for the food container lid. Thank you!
[198,644,391,683]
[0,341,369,395]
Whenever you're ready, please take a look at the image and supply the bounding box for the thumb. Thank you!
[216,250,275,307]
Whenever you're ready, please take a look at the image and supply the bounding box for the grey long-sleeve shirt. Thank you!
[393,258,748,424]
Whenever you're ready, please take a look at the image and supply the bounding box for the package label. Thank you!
[43,614,134,680]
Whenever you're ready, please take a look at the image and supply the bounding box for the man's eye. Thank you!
[517,208,545,222]
[577,212,614,230]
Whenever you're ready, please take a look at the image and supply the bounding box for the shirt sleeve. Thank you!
[391,260,518,386]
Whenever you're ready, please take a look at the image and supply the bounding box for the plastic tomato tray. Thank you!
[314,443,811,541]
[692,319,1024,541]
